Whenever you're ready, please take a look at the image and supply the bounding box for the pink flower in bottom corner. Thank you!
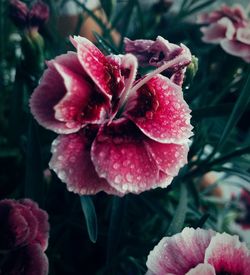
[146,227,250,275]
[30,36,193,196]
[0,199,49,275]
[198,4,250,63]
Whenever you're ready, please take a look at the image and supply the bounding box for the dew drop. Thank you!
[113,163,120,170]
[126,173,133,182]
[114,175,122,184]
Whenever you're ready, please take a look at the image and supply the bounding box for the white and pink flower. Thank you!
[30,36,192,196]
[198,4,250,63]
[146,227,250,275]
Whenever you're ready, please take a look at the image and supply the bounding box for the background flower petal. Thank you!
[0,199,38,250]
[201,18,235,44]
[186,263,215,275]
[220,39,250,62]
[20,199,49,251]
[146,227,215,275]
[205,232,250,274]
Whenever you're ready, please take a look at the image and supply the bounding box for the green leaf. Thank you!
[25,117,45,207]
[93,32,119,55]
[106,196,126,266]
[214,69,250,152]
[80,195,98,243]
[100,0,115,19]
[194,213,210,228]
[166,184,188,235]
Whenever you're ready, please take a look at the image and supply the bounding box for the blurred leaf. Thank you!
[167,184,188,235]
[100,0,115,19]
[80,195,98,243]
[106,196,126,266]
[93,32,119,55]
[73,0,113,41]
[214,70,250,153]
[194,213,210,228]
[25,117,45,207]
[192,103,234,120]
[8,68,25,144]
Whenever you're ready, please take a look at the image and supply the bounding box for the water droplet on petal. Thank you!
[114,175,122,184]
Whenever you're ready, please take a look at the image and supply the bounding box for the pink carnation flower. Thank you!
[146,227,250,275]
[30,36,193,196]
[198,4,250,63]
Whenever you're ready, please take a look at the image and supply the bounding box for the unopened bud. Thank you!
[9,0,28,28]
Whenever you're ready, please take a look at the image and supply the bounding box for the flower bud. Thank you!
[29,0,49,28]
[9,0,28,29]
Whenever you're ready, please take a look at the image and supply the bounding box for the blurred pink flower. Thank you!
[0,199,49,275]
[9,0,49,31]
[146,227,250,275]
[198,4,250,62]
[236,189,250,230]
[0,199,49,250]
[30,36,193,196]
[124,36,192,86]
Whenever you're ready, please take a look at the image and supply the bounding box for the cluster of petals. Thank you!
[30,36,193,196]
[146,227,250,275]
[9,0,49,30]
[0,198,49,275]
[198,4,250,62]
[124,36,192,86]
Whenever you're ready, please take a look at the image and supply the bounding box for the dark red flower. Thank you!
[0,199,49,251]
[9,0,49,30]
[9,0,29,28]
[29,1,49,28]
[0,243,48,275]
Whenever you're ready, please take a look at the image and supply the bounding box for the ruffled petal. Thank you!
[145,140,188,177]
[72,36,124,99]
[186,264,215,275]
[146,227,215,275]
[205,232,250,274]
[125,75,192,144]
[53,62,108,128]
[0,199,38,249]
[201,18,235,43]
[20,199,49,251]
[236,27,250,45]
[49,127,120,196]
[91,118,173,194]
[30,53,83,134]
[220,39,250,62]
